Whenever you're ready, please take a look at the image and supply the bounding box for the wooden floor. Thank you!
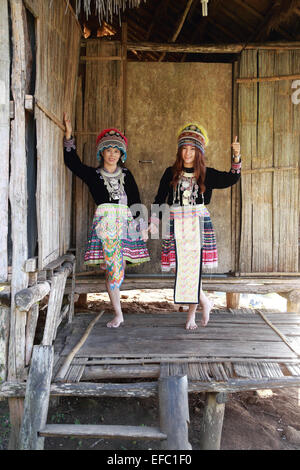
[53,308,300,392]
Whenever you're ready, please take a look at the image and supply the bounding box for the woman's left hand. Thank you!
[231,136,240,157]
[141,229,149,242]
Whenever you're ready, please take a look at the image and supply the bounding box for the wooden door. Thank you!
[126,62,233,274]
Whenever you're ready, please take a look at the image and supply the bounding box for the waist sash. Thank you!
[172,204,206,304]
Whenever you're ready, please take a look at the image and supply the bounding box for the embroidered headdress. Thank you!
[96,128,128,163]
[177,123,209,155]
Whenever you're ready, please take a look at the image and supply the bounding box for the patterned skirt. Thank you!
[161,205,218,273]
[84,203,150,288]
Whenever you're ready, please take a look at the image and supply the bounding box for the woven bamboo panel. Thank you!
[75,41,124,271]
[239,49,300,273]
[34,0,81,269]
[239,49,257,273]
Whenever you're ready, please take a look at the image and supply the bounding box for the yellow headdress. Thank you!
[177,123,209,152]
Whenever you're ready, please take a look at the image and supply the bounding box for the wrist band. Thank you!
[63,136,76,152]
[231,160,241,174]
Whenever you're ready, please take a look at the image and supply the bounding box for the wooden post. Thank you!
[42,263,73,346]
[68,259,76,323]
[158,375,192,450]
[19,345,54,450]
[198,392,226,450]
[75,293,88,308]
[0,0,10,282]
[0,306,10,382]
[226,292,240,309]
[286,291,300,314]
[278,290,300,314]
[8,0,29,449]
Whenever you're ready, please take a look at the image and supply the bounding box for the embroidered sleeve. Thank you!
[63,136,76,152]
[231,156,242,174]
[63,136,94,182]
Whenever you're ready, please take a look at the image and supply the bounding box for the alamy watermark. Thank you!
[95,203,205,244]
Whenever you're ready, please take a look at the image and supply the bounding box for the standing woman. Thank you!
[63,113,150,328]
[149,124,241,330]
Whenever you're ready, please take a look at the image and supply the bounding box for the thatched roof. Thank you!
[74,0,145,23]
[71,0,300,61]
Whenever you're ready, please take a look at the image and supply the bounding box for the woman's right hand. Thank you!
[148,222,159,235]
[63,112,72,140]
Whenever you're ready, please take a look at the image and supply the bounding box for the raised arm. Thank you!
[207,136,241,189]
[63,112,94,182]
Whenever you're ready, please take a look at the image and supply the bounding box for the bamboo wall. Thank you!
[239,49,300,273]
[25,0,81,269]
[75,40,125,271]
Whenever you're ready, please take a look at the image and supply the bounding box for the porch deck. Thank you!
[52,308,300,392]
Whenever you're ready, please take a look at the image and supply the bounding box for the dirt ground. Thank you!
[1,290,299,451]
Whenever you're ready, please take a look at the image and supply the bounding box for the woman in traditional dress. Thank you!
[149,124,241,330]
[63,113,150,328]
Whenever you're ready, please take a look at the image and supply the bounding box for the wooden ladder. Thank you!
[18,345,192,450]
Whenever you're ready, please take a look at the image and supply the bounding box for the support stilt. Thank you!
[19,345,54,450]
[198,392,226,450]
[159,375,192,450]
[226,292,240,309]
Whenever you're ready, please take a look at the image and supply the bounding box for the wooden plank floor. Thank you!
[56,309,300,361]
[52,308,300,389]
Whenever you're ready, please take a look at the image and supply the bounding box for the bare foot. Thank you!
[201,299,214,327]
[107,315,124,328]
[185,311,198,330]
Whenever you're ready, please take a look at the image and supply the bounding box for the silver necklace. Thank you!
[174,171,199,206]
[98,166,126,202]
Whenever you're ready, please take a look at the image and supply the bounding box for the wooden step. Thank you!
[39,424,167,440]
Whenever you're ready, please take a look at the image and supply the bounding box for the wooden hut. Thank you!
[1,0,300,450]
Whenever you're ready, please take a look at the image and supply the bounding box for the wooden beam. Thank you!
[3,375,300,398]
[237,74,300,83]
[54,311,104,381]
[127,41,300,54]
[0,0,10,282]
[81,364,161,380]
[39,424,166,440]
[128,41,243,54]
[80,56,122,61]
[159,0,195,61]
[15,281,50,312]
[35,98,65,132]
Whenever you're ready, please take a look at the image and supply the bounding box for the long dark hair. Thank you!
[171,146,206,193]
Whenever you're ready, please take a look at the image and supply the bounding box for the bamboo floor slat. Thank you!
[53,308,300,385]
